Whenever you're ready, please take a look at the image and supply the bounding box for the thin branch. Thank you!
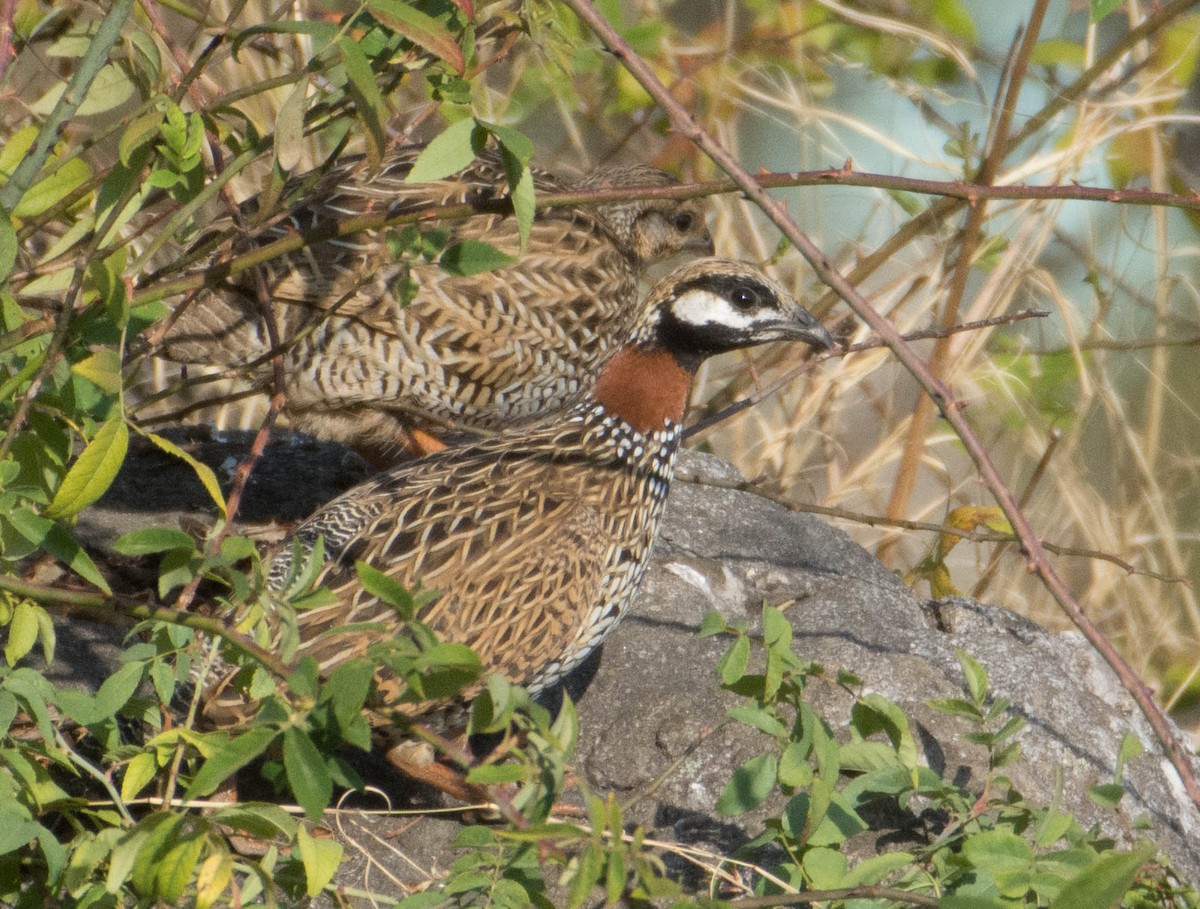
[686,309,1049,439]
[559,0,1200,810]
[0,573,293,680]
[678,473,1191,588]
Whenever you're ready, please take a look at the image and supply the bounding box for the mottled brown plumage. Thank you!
[198,259,834,732]
[159,146,713,461]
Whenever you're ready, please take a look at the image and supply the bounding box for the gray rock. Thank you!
[52,438,1200,895]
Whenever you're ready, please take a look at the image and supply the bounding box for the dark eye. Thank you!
[731,286,760,309]
[672,211,695,232]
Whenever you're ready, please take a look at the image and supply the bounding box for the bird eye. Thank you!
[672,211,695,232]
[731,286,760,309]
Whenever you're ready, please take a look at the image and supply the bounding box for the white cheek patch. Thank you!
[671,289,758,330]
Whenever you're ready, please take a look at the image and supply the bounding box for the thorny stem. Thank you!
[558,0,1200,810]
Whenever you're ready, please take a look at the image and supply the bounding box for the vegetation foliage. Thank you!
[0,0,1198,904]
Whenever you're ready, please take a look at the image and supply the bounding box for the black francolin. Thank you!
[198,259,833,763]
[157,146,714,462]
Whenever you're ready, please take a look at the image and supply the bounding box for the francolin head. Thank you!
[157,147,714,463]
[198,258,834,788]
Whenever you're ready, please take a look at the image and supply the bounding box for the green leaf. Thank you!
[726,704,787,737]
[465,764,528,785]
[12,156,91,218]
[112,526,196,555]
[1046,843,1154,909]
[1115,732,1144,781]
[0,817,41,855]
[777,741,813,789]
[5,601,39,665]
[120,751,159,802]
[118,111,164,166]
[955,647,989,704]
[297,824,343,898]
[71,349,123,394]
[6,508,112,593]
[438,239,516,276]
[719,635,750,686]
[1088,782,1126,809]
[95,660,143,716]
[156,829,207,903]
[963,829,1033,878]
[209,804,298,840]
[273,78,309,173]
[185,727,279,798]
[137,428,227,516]
[697,611,727,637]
[45,415,128,520]
[323,659,374,730]
[354,560,418,616]
[405,117,483,184]
[715,751,777,815]
[337,38,385,168]
[0,209,15,283]
[283,727,332,821]
[927,696,984,720]
[366,0,465,74]
[490,130,535,252]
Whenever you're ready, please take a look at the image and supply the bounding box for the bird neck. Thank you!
[589,345,695,434]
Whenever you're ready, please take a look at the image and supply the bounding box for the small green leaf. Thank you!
[120,751,158,802]
[697,611,727,637]
[1087,782,1126,809]
[71,349,123,393]
[12,156,91,218]
[273,78,308,173]
[45,416,128,520]
[1046,843,1154,909]
[354,560,418,616]
[137,428,226,516]
[337,38,385,168]
[6,508,112,593]
[438,239,516,276]
[112,527,197,555]
[185,727,279,798]
[715,751,777,815]
[283,727,332,821]
[719,635,750,686]
[209,804,298,840]
[726,705,787,737]
[5,601,39,665]
[0,817,41,854]
[405,117,482,184]
[955,647,989,704]
[95,660,143,716]
[0,209,15,283]
[465,764,528,785]
[366,0,465,74]
[118,112,164,166]
[1115,732,1144,781]
[296,824,343,898]
[323,659,374,730]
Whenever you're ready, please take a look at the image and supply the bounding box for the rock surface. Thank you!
[59,432,1200,895]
